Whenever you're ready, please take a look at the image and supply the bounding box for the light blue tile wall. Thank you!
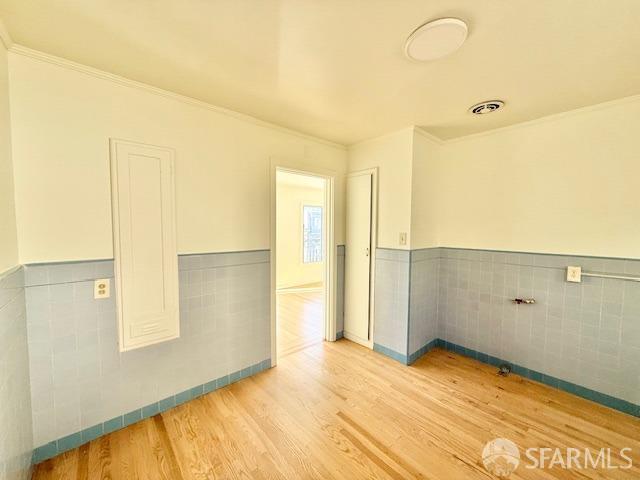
[24,250,270,452]
[373,249,410,357]
[0,267,33,480]
[372,246,639,413]
[372,248,439,363]
[408,249,439,357]
[437,248,640,407]
[336,245,345,336]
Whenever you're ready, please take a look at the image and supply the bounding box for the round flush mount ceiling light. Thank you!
[469,100,505,115]
[404,18,468,61]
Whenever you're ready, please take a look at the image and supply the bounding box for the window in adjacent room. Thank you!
[302,205,323,263]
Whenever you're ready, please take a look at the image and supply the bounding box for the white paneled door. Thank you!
[344,171,373,346]
[110,139,180,352]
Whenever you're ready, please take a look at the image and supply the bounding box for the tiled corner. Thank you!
[373,249,410,356]
[436,247,640,407]
[374,246,640,415]
[407,338,438,365]
[437,339,639,418]
[373,343,408,364]
[409,248,439,359]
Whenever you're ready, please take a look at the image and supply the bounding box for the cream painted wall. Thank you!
[347,128,413,249]
[8,52,347,264]
[0,42,19,273]
[276,181,324,289]
[9,48,640,263]
[410,130,440,250]
[412,96,640,258]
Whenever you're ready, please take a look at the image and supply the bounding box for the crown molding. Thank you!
[443,93,640,145]
[8,44,347,151]
[352,91,640,148]
[7,43,640,151]
[347,125,417,150]
[0,18,12,50]
[413,127,445,145]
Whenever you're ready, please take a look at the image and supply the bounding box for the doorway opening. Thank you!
[275,170,328,359]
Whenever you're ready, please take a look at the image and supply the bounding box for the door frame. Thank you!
[270,158,337,366]
[344,168,378,349]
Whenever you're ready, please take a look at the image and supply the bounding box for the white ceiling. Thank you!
[1,1,639,144]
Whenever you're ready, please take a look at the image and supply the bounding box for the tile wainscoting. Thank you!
[15,243,640,466]
[372,248,439,364]
[31,359,271,463]
[373,249,410,357]
[25,250,271,462]
[408,249,439,362]
[372,247,640,417]
[0,267,33,480]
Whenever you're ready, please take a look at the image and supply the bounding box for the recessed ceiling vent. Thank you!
[469,100,504,115]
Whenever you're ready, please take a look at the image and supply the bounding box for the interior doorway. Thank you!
[275,170,328,359]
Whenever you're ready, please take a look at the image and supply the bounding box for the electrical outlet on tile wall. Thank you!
[94,278,111,298]
[399,232,407,246]
[566,266,582,283]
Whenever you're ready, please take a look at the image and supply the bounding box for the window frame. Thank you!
[301,204,323,264]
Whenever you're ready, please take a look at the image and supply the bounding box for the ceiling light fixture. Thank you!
[404,18,468,62]
[469,100,505,115]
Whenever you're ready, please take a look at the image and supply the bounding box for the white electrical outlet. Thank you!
[94,278,111,299]
[399,232,407,246]
[566,266,582,283]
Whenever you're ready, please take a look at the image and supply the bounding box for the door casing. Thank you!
[269,159,337,366]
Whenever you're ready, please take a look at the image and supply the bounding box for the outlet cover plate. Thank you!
[566,266,582,283]
[94,278,111,299]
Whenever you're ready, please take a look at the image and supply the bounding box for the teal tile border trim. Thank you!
[408,338,438,365]
[373,343,408,365]
[436,339,639,417]
[373,338,638,417]
[374,339,439,366]
[32,358,272,464]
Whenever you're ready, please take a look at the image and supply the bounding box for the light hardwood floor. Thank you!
[33,338,639,479]
[277,290,324,358]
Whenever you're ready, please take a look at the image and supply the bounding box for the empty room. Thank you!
[0,1,638,479]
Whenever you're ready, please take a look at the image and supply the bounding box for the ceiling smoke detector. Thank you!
[404,18,468,61]
[469,100,505,115]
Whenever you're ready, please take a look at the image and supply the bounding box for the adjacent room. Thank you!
[275,170,327,358]
[0,2,638,479]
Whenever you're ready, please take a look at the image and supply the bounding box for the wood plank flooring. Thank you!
[277,290,324,358]
[33,338,640,479]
